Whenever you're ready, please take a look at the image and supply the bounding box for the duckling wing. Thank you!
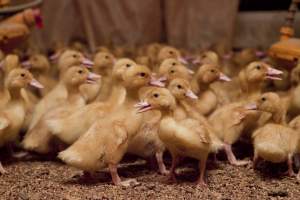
[178,119,210,144]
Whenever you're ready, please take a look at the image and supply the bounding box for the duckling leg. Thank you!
[0,161,7,174]
[108,164,139,187]
[286,154,296,177]
[155,151,169,175]
[168,154,179,182]
[252,150,260,169]
[224,144,249,166]
[197,155,208,186]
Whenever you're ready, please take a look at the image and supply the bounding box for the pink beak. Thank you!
[81,58,94,68]
[244,103,257,110]
[134,100,152,113]
[86,72,101,84]
[30,79,44,89]
[178,57,188,65]
[219,73,231,82]
[21,61,32,69]
[150,75,166,87]
[266,67,283,80]
[185,90,198,99]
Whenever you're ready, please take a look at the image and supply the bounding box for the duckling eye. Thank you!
[126,64,131,68]
[105,56,109,59]
[201,55,207,58]
[20,73,25,77]
[153,93,159,98]
[140,72,146,77]
[78,70,83,74]
[261,97,266,101]
[169,51,174,55]
[210,69,215,73]
[172,62,176,66]
[170,70,175,73]
[73,54,78,58]
[256,65,261,70]
[177,85,182,89]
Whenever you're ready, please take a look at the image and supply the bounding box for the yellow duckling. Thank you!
[22,66,100,154]
[28,50,94,130]
[135,87,211,185]
[58,65,155,186]
[0,68,43,173]
[250,93,299,177]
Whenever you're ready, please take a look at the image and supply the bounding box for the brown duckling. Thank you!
[22,66,100,154]
[135,87,211,185]
[250,93,299,177]
[0,68,43,173]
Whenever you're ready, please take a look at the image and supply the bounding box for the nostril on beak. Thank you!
[140,72,146,77]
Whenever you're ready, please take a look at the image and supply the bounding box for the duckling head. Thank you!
[245,92,281,115]
[242,61,282,84]
[22,54,50,72]
[195,64,230,85]
[93,52,115,71]
[158,58,182,76]
[158,46,186,65]
[62,66,101,87]
[165,65,193,82]
[112,58,137,81]
[168,78,198,100]
[5,68,43,90]
[58,50,94,72]
[291,64,300,86]
[135,87,176,113]
[193,50,219,65]
[122,65,151,89]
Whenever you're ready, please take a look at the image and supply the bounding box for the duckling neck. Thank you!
[243,81,263,100]
[65,84,83,103]
[94,67,112,77]
[7,87,23,101]
[106,80,127,107]
[198,81,210,92]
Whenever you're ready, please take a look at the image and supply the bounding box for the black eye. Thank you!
[126,64,131,68]
[78,70,83,74]
[170,70,175,73]
[177,85,182,89]
[20,73,25,77]
[73,54,78,58]
[140,72,146,77]
[261,97,266,101]
[172,62,176,66]
[153,93,159,98]
[210,69,215,73]
[169,51,173,55]
[105,56,109,59]
[201,55,207,58]
[256,65,261,70]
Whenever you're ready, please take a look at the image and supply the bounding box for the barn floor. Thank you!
[0,148,300,200]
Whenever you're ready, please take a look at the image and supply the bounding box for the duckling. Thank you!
[135,87,211,185]
[191,64,231,115]
[0,68,43,173]
[249,93,298,177]
[47,60,159,145]
[28,50,94,130]
[158,58,183,77]
[22,66,100,154]
[192,51,220,67]
[208,62,283,166]
[92,51,115,101]
[22,53,56,97]
[155,46,187,72]
[58,65,155,186]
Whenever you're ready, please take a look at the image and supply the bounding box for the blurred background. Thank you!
[4,0,300,52]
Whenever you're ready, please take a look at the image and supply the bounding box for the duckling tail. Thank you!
[255,142,286,163]
[209,133,224,153]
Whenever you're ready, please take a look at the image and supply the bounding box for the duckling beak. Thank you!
[219,73,231,82]
[150,75,166,87]
[255,51,266,58]
[33,9,43,29]
[222,53,232,60]
[185,89,198,99]
[30,79,44,89]
[81,58,94,68]
[49,52,60,62]
[244,103,257,110]
[192,58,201,65]
[86,72,101,84]
[265,67,283,80]
[187,69,194,75]
[134,100,152,113]
[21,61,32,69]
[178,57,188,65]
